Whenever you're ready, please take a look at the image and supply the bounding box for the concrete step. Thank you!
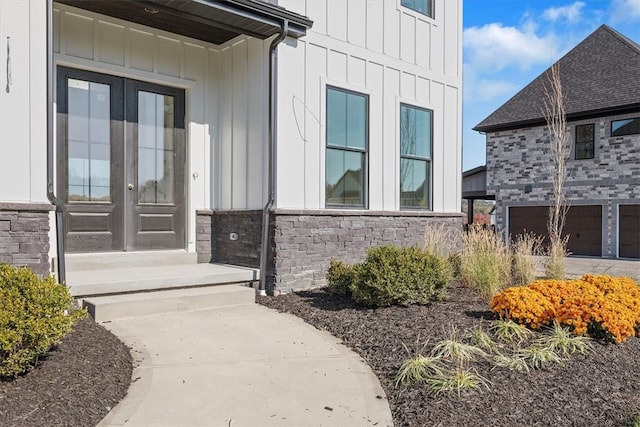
[67,263,260,297]
[65,250,198,272]
[83,284,256,322]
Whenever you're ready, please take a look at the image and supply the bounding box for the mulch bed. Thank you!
[0,317,133,427]
[258,283,640,427]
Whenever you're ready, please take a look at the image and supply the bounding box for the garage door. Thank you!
[619,205,640,258]
[509,205,602,256]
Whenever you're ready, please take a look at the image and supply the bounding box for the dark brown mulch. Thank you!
[258,284,640,427]
[0,317,133,427]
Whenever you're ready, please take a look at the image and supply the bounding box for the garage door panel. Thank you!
[509,205,602,256]
[619,205,640,259]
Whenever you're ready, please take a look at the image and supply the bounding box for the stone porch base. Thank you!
[197,208,463,294]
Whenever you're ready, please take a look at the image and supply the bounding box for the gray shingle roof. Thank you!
[474,25,640,133]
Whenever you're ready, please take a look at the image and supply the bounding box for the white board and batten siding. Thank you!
[2,0,462,263]
[52,3,271,252]
[0,0,48,204]
[275,0,462,213]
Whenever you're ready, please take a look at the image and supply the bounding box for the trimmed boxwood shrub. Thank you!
[0,263,86,378]
[326,260,359,297]
[348,245,451,307]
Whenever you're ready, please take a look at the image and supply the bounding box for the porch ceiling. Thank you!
[56,0,312,45]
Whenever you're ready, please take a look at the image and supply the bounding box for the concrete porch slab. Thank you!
[67,263,260,297]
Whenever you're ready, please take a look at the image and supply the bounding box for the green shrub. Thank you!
[0,264,86,378]
[350,245,451,307]
[326,260,358,296]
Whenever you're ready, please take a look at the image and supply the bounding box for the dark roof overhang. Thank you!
[474,103,640,134]
[56,0,313,45]
[462,165,494,200]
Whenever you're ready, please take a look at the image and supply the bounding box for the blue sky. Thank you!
[462,0,640,171]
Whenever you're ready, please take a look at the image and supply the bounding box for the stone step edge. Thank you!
[81,284,256,322]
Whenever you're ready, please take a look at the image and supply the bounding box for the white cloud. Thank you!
[465,78,520,103]
[610,0,640,22]
[463,23,558,73]
[542,2,586,23]
[463,65,521,103]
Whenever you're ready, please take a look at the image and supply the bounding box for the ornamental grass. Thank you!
[491,275,640,343]
[460,225,511,302]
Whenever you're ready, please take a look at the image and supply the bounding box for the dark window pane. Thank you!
[325,148,364,206]
[401,0,433,17]
[400,104,431,159]
[400,104,431,209]
[325,86,368,208]
[400,158,429,208]
[576,143,594,160]
[138,91,175,204]
[327,88,347,147]
[67,78,111,202]
[327,87,366,149]
[576,124,594,143]
[611,117,640,137]
[346,93,367,149]
[575,124,594,160]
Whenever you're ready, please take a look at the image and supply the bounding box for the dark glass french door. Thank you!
[57,66,186,252]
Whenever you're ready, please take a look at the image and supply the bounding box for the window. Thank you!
[575,124,594,160]
[67,79,111,202]
[325,86,368,207]
[401,0,434,18]
[611,117,640,137]
[400,104,432,209]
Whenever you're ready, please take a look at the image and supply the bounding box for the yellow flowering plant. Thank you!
[491,275,640,343]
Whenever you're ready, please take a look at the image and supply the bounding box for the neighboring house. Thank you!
[474,25,640,259]
[0,0,462,295]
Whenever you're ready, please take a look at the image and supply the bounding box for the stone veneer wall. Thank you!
[267,209,463,294]
[196,209,262,268]
[195,210,213,263]
[0,203,53,275]
[196,208,463,294]
[486,112,640,257]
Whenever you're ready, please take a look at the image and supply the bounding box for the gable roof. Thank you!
[474,25,640,133]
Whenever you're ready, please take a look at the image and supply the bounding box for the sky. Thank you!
[462,0,640,171]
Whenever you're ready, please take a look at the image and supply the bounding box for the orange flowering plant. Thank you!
[489,286,555,329]
[491,275,640,343]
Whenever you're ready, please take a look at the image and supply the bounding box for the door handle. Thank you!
[128,183,134,190]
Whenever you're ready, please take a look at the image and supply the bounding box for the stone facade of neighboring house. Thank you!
[475,25,640,259]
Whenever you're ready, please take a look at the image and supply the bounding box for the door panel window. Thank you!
[138,91,176,204]
[67,79,111,202]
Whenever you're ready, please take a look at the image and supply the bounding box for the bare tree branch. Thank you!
[542,62,570,278]
[542,62,570,244]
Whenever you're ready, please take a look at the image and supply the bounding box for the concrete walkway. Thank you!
[534,256,639,280]
[98,303,393,427]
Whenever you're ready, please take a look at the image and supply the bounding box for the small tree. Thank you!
[542,63,570,279]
